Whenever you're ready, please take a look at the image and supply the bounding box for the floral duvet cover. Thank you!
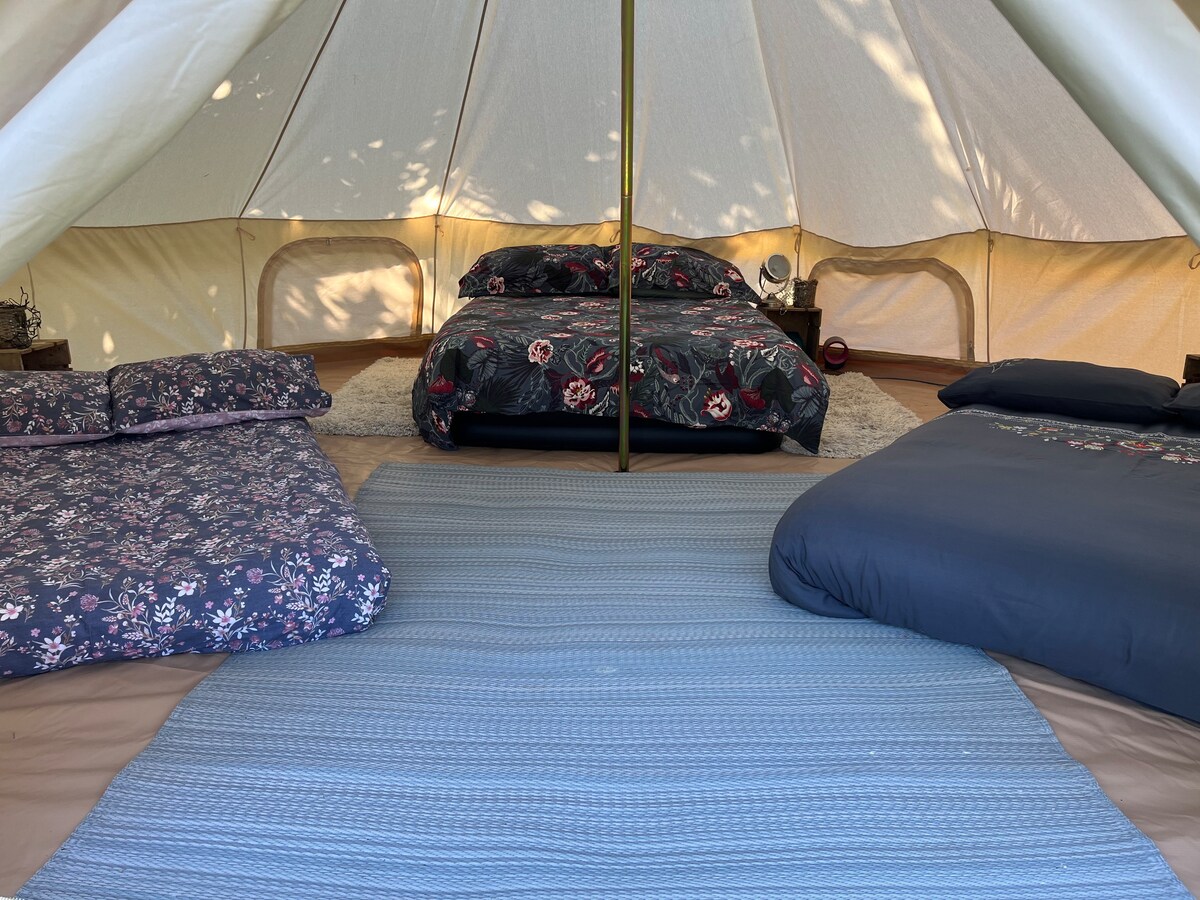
[0,419,390,677]
[413,295,829,451]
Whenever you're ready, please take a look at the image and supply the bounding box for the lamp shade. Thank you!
[761,253,791,284]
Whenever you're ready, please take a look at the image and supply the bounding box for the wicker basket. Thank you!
[790,278,818,309]
[0,289,40,349]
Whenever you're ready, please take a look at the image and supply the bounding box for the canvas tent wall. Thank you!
[0,0,1197,375]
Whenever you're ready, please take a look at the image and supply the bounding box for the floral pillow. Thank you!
[0,371,113,447]
[110,350,331,435]
[459,244,613,297]
[618,243,759,304]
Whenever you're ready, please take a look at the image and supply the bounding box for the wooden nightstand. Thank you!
[1184,354,1200,384]
[759,306,822,362]
[0,339,72,372]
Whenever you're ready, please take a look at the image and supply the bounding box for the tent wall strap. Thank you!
[985,231,993,362]
[236,224,256,348]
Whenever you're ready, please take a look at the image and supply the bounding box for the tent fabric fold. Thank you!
[0,0,307,284]
[992,0,1200,245]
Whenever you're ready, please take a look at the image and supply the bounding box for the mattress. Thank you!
[770,405,1200,722]
[0,419,390,677]
[412,294,829,451]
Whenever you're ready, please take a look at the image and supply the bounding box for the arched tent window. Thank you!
[808,257,975,362]
[258,237,423,350]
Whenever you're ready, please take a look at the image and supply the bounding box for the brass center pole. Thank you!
[617,0,634,472]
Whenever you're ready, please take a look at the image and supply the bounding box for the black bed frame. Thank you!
[451,412,783,454]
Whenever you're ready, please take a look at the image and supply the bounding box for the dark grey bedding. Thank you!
[770,405,1200,722]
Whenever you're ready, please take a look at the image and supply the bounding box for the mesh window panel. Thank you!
[809,259,973,361]
[258,237,422,348]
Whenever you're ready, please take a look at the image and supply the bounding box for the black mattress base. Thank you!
[451,412,784,454]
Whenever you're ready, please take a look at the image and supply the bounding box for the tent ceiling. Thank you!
[246,0,483,223]
[81,0,340,226]
[438,0,619,227]
[13,0,1196,250]
[755,0,987,245]
[0,0,308,284]
[992,0,1200,244]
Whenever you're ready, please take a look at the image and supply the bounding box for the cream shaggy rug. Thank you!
[314,357,921,458]
[313,357,424,438]
[784,370,922,458]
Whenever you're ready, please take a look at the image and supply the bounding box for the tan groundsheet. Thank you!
[0,654,224,893]
[2,418,1198,895]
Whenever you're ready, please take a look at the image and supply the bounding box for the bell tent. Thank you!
[0,0,1198,374]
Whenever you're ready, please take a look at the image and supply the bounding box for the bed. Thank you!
[0,411,390,677]
[769,371,1200,722]
[412,243,829,453]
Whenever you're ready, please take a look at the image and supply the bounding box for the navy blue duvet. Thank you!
[770,405,1200,722]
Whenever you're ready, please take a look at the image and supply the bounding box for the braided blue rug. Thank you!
[22,464,1188,899]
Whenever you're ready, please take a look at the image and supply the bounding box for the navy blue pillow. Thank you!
[1163,383,1200,426]
[938,359,1179,424]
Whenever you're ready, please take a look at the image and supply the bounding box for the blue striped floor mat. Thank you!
[21,464,1189,898]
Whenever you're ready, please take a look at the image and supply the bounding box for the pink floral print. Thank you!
[0,419,389,677]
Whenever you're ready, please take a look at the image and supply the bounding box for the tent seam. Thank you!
[236,0,348,221]
[51,218,1195,251]
[888,0,991,234]
[431,0,491,331]
[888,0,995,361]
[747,0,804,243]
[231,0,347,349]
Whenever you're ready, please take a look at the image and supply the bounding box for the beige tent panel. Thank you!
[6,217,1194,377]
[799,231,990,363]
[991,234,1200,377]
[808,263,973,361]
[0,219,805,369]
[0,221,245,370]
[240,217,438,347]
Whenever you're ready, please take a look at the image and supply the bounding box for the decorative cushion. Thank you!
[0,370,113,447]
[459,244,613,297]
[938,358,1179,424]
[1163,383,1200,426]
[619,243,759,304]
[110,350,331,434]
